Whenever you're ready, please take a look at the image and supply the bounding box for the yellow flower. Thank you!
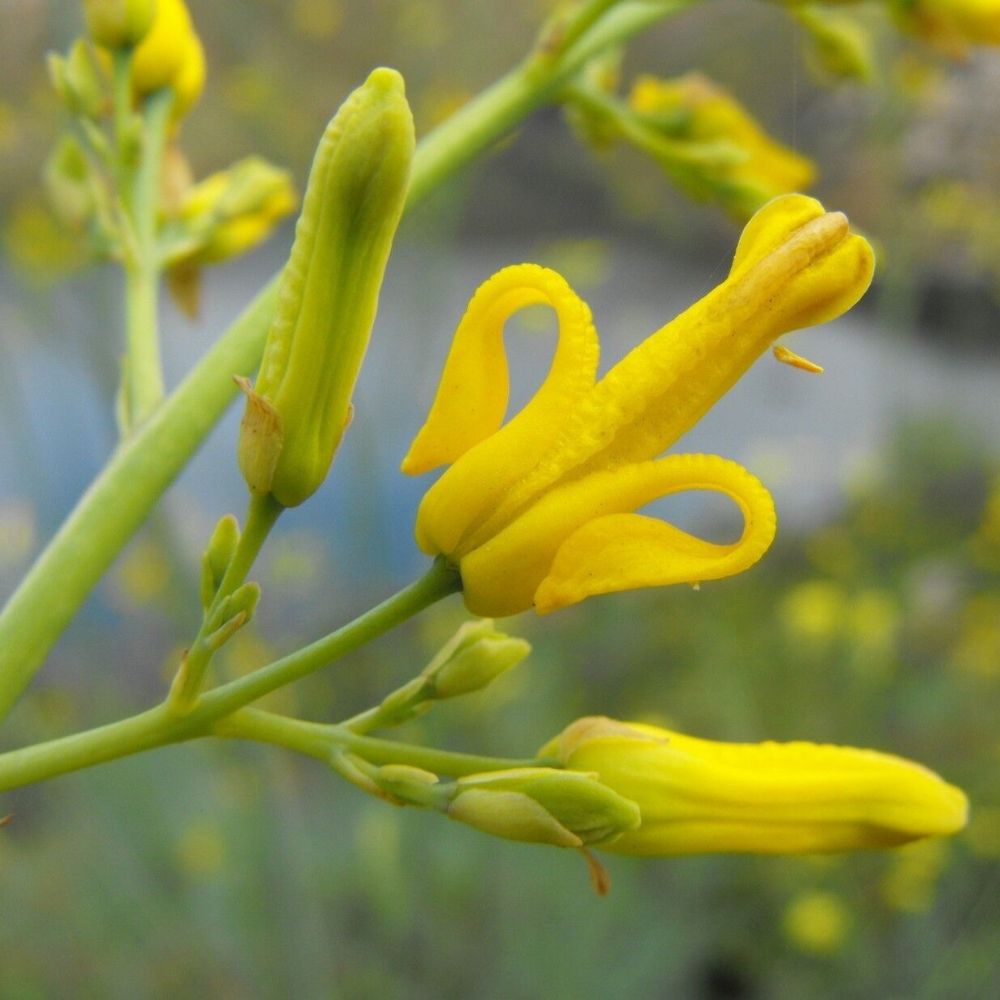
[130,0,205,116]
[541,717,969,856]
[175,157,298,264]
[629,73,816,217]
[893,0,1000,53]
[783,890,850,954]
[403,195,873,616]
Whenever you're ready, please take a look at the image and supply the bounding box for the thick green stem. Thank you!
[0,278,280,721]
[0,703,184,792]
[0,0,690,722]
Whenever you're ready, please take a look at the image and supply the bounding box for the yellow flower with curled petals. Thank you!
[629,73,816,217]
[541,717,969,856]
[402,195,874,616]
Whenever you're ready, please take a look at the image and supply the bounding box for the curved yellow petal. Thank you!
[546,718,969,856]
[404,264,599,557]
[535,455,776,613]
[460,453,775,616]
[486,196,873,520]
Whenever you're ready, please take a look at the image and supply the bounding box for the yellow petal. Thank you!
[483,196,872,523]
[549,718,969,856]
[460,453,775,616]
[404,264,599,556]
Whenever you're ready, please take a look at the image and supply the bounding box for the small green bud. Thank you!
[447,768,641,849]
[372,764,446,808]
[44,135,93,230]
[237,68,415,507]
[794,6,874,84]
[200,514,241,609]
[421,619,530,699]
[51,39,106,118]
[202,581,260,652]
[83,0,157,49]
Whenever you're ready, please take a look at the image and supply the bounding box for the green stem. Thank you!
[121,89,173,428]
[214,493,283,601]
[216,708,550,777]
[0,277,280,722]
[168,493,283,705]
[0,0,690,722]
[190,558,460,721]
[407,0,692,205]
[0,703,184,793]
[111,50,133,173]
[0,563,459,791]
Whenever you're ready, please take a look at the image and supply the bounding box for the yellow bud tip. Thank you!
[364,66,406,97]
[773,344,825,374]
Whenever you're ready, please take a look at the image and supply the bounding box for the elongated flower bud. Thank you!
[238,68,414,507]
[542,717,968,856]
[83,0,156,49]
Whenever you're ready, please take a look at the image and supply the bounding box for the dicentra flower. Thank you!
[403,194,874,616]
[541,717,969,855]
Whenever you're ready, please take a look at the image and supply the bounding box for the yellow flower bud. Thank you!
[130,0,204,115]
[448,767,641,848]
[541,717,968,856]
[174,157,298,265]
[83,0,157,49]
[238,68,414,507]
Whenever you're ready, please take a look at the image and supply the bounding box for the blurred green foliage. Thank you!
[2,417,998,999]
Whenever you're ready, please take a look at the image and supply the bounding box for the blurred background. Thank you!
[1,1,999,997]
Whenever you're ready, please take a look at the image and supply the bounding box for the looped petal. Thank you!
[460,453,775,616]
[404,264,599,556]
[402,263,598,474]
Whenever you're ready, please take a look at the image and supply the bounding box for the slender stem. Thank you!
[215,493,283,601]
[0,0,691,722]
[190,559,461,722]
[0,564,459,791]
[168,492,283,705]
[121,89,173,428]
[407,0,692,205]
[215,708,551,777]
[111,50,133,176]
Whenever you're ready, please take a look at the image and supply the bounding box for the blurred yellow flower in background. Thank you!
[628,73,817,217]
[783,890,851,954]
